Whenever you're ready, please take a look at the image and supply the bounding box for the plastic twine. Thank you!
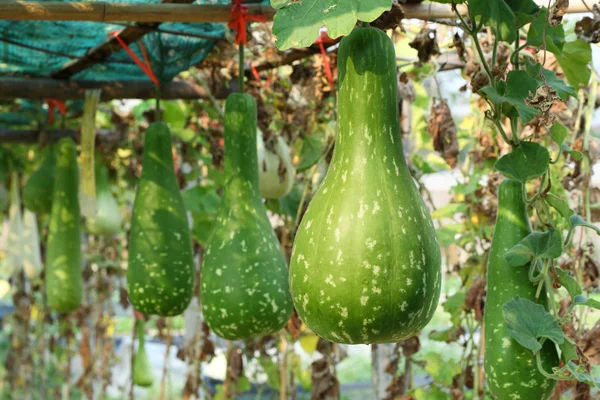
[46,99,66,124]
[315,28,334,88]
[228,0,267,45]
[109,30,159,86]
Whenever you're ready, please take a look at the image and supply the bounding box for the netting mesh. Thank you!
[0,0,230,82]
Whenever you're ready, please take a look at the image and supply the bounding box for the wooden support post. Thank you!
[0,128,117,144]
[0,78,233,100]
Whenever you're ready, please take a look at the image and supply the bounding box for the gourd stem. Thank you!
[239,43,245,94]
[155,85,161,122]
[224,95,259,189]
[529,259,547,284]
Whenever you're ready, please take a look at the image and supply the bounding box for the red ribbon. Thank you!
[109,30,159,86]
[46,99,66,124]
[228,0,267,45]
[316,29,334,88]
[250,63,274,90]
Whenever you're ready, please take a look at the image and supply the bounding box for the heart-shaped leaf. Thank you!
[570,215,600,235]
[503,297,564,352]
[503,230,563,267]
[495,142,550,182]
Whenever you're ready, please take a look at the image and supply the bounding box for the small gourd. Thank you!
[5,172,23,279]
[257,131,295,199]
[86,157,122,236]
[23,145,56,214]
[290,27,442,344]
[132,320,154,388]
[127,123,194,317]
[200,93,292,340]
[46,138,82,314]
[22,210,42,280]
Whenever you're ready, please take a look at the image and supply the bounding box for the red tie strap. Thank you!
[316,28,334,88]
[228,0,267,45]
[46,99,67,124]
[109,30,159,86]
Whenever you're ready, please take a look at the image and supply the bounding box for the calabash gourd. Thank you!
[127,123,194,317]
[201,93,292,340]
[132,320,154,388]
[290,27,442,344]
[86,157,122,236]
[6,172,23,279]
[23,145,56,214]
[46,138,82,314]
[22,210,43,280]
[484,180,557,399]
[0,183,8,213]
[257,131,295,199]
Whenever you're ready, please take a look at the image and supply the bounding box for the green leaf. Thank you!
[555,268,582,299]
[436,224,466,247]
[559,337,579,363]
[480,71,539,122]
[574,295,600,310]
[505,0,540,27]
[504,230,563,267]
[272,0,393,50]
[544,193,574,219]
[494,142,550,182]
[502,297,564,352]
[470,0,517,43]
[411,386,452,400]
[555,40,592,88]
[526,63,577,101]
[561,143,583,161]
[526,9,565,54]
[183,186,221,215]
[549,123,568,146]
[297,132,326,172]
[428,327,463,343]
[569,215,600,235]
[562,361,600,387]
[424,353,461,386]
[431,203,467,219]
[162,101,188,129]
[443,291,466,325]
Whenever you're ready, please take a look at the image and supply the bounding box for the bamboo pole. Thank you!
[0,78,233,100]
[0,1,591,23]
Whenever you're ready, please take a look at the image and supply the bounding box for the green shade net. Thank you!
[0,0,273,127]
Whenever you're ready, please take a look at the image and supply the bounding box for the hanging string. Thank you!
[108,30,159,86]
[229,0,267,93]
[316,28,334,89]
[46,99,67,124]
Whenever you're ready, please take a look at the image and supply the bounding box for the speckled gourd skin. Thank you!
[289,27,442,344]
[23,145,55,214]
[86,157,122,236]
[484,180,557,399]
[46,138,82,314]
[127,123,194,317]
[201,93,292,340]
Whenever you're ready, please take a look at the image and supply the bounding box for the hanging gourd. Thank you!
[484,180,557,399]
[256,130,295,199]
[132,319,154,388]
[0,183,8,213]
[5,172,23,279]
[22,210,42,280]
[127,123,194,317]
[23,145,56,214]
[46,138,82,314]
[79,89,102,219]
[86,156,122,236]
[290,27,442,344]
[200,93,292,340]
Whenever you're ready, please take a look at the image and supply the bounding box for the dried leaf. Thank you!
[465,278,486,321]
[311,358,340,400]
[401,336,421,357]
[576,5,600,44]
[578,323,600,365]
[227,346,244,383]
[428,98,460,168]
[398,72,416,103]
[550,0,569,28]
[286,308,302,339]
[453,33,467,63]
[409,28,440,64]
[370,4,405,31]
[119,286,130,310]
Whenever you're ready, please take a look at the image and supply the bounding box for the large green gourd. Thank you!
[201,93,292,340]
[127,123,194,317]
[484,180,557,399]
[86,157,122,236]
[23,145,56,214]
[290,27,442,344]
[46,138,82,314]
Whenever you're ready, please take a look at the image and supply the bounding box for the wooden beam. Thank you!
[0,1,590,23]
[0,78,233,100]
[51,0,195,79]
[0,128,117,144]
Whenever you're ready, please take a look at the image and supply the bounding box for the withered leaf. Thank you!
[409,28,441,64]
[428,98,460,168]
[464,278,486,321]
[550,0,569,28]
